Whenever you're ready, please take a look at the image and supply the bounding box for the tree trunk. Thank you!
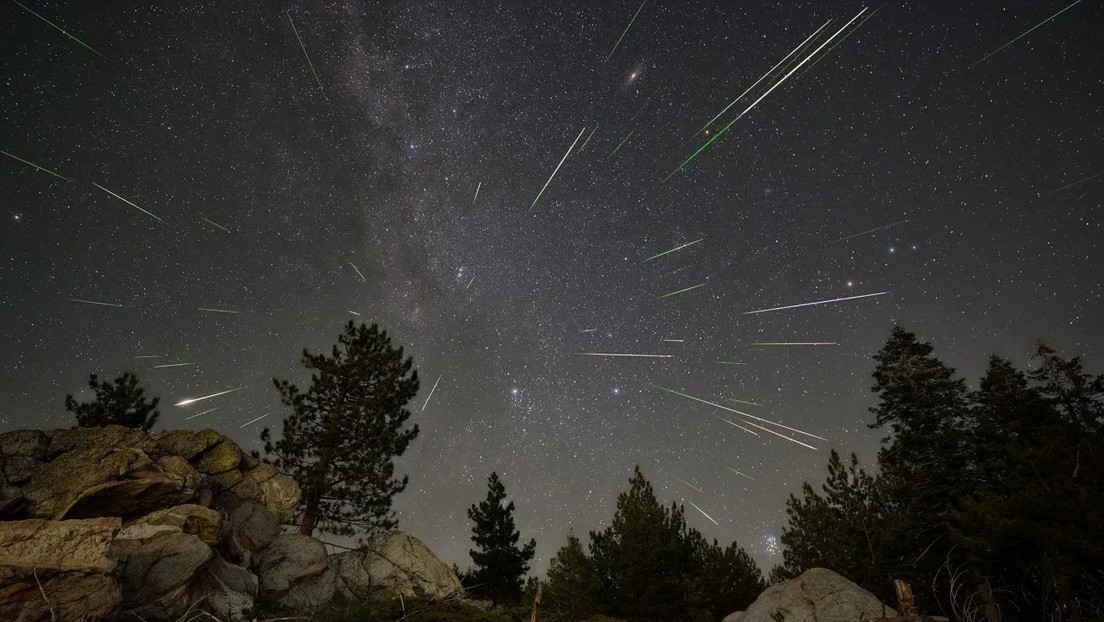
[966,553,1001,622]
[299,511,318,536]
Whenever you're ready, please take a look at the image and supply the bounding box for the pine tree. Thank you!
[261,321,420,539]
[544,531,600,619]
[467,472,536,606]
[65,372,160,432]
[695,539,766,618]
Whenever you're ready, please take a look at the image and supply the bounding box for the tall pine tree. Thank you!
[261,321,420,539]
[467,472,536,606]
[65,372,160,432]
[544,531,600,619]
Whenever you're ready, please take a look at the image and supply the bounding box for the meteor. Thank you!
[643,238,704,262]
[91,182,165,223]
[650,384,825,445]
[606,1,647,61]
[529,127,587,213]
[1,150,74,182]
[348,310,361,316]
[660,339,684,343]
[717,361,746,366]
[729,398,762,407]
[287,11,326,98]
[580,328,598,333]
[674,476,703,493]
[667,10,867,179]
[473,181,481,204]
[840,219,907,241]
[239,413,271,428]
[752,342,838,346]
[422,375,442,411]
[726,467,757,482]
[135,355,163,359]
[659,283,706,299]
[802,4,884,74]
[572,352,673,358]
[11,0,107,59]
[349,262,366,282]
[717,416,759,437]
[152,362,194,369]
[70,298,125,308]
[198,307,240,314]
[578,125,598,153]
[465,276,475,290]
[175,386,244,407]
[1049,172,1100,194]
[201,216,230,233]
[969,0,1083,69]
[743,291,888,315]
[685,498,719,526]
[184,408,218,421]
[608,130,635,160]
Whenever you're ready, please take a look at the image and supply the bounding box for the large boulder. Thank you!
[0,517,122,621]
[196,555,258,621]
[46,425,154,457]
[130,504,225,545]
[0,429,49,459]
[732,568,896,622]
[226,501,279,566]
[332,530,463,601]
[111,531,214,620]
[257,533,336,610]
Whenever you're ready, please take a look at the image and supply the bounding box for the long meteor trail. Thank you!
[202,216,230,233]
[608,130,635,160]
[70,298,125,308]
[840,219,907,241]
[422,375,442,411]
[153,362,194,368]
[184,407,218,421]
[606,1,646,61]
[726,467,757,482]
[685,499,719,526]
[660,283,706,299]
[969,0,1083,69]
[667,10,866,179]
[91,182,165,223]
[12,0,107,59]
[651,384,824,448]
[643,238,704,262]
[174,386,244,407]
[572,352,673,359]
[349,262,366,282]
[287,11,326,98]
[1049,172,1100,194]
[239,413,272,428]
[674,476,704,493]
[198,307,240,314]
[1,150,75,182]
[529,127,587,213]
[752,342,838,346]
[743,291,888,315]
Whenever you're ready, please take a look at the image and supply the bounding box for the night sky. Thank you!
[2,0,1101,574]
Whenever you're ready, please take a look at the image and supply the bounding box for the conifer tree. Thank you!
[544,531,600,619]
[65,372,160,432]
[695,539,766,618]
[467,472,537,606]
[261,321,420,539]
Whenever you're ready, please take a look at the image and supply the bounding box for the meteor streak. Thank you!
[606,1,646,61]
[529,127,587,213]
[717,361,746,366]
[840,219,907,241]
[348,310,361,316]
[650,384,825,446]
[726,467,757,482]
[198,307,240,314]
[202,216,230,233]
[578,125,598,153]
[667,10,866,179]
[660,283,706,299]
[174,386,244,407]
[685,498,719,525]
[473,181,481,204]
[743,291,888,315]
[184,408,218,421]
[752,342,838,346]
[802,4,883,74]
[969,0,1083,69]
[572,352,673,358]
[608,130,635,160]
[729,399,762,407]
[11,0,107,59]
[661,339,684,343]
[1,150,74,182]
[643,237,704,262]
[674,476,703,493]
[1049,172,1100,194]
[465,277,475,290]
[422,375,442,411]
[91,182,165,223]
[287,11,326,98]
[580,328,597,333]
[349,262,366,282]
[135,355,163,359]
[239,413,271,428]
[153,362,194,368]
[70,298,125,308]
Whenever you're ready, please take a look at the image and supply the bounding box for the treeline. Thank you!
[773,327,1104,622]
[460,468,764,622]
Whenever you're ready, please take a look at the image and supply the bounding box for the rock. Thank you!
[197,555,258,621]
[0,429,49,459]
[194,440,242,475]
[332,530,463,601]
[131,504,224,544]
[151,429,224,460]
[0,518,123,622]
[732,568,896,622]
[46,425,153,457]
[257,533,335,610]
[212,468,244,489]
[2,456,42,485]
[227,501,279,563]
[242,462,279,484]
[24,447,191,520]
[259,473,300,523]
[155,455,201,500]
[112,532,214,620]
[722,612,745,622]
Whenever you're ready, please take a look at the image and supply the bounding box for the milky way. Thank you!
[2,1,1101,573]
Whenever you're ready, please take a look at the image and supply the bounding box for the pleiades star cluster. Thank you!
[2,0,1100,573]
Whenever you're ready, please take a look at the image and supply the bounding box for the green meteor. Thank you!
[12,0,107,59]
[287,10,326,99]
[606,1,646,61]
[578,125,598,154]
[659,282,706,299]
[969,0,1083,69]
[349,262,366,282]
[1,150,75,182]
[643,237,704,262]
[608,130,635,160]
[91,182,165,223]
[202,216,230,233]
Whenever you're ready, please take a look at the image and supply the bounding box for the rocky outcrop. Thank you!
[729,568,896,622]
[257,533,336,610]
[111,531,214,620]
[226,500,279,566]
[332,530,464,601]
[0,517,123,622]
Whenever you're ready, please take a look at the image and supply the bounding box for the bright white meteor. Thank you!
[572,352,673,359]
[743,291,888,315]
[422,375,442,411]
[674,476,703,493]
[174,386,244,407]
[91,182,165,223]
[529,127,587,213]
[651,384,825,447]
[239,413,271,428]
[685,498,719,526]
